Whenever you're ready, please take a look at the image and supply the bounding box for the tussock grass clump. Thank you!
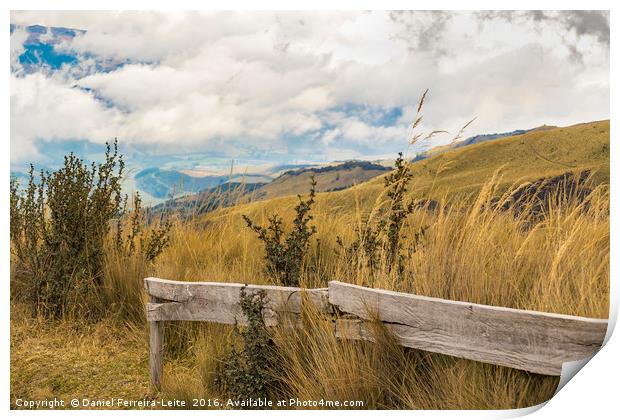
[396,172,609,318]
[270,302,559,409]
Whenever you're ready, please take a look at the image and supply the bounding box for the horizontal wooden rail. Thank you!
[144,277,608,390]
[328,281,607,376]
[144,277,330,326]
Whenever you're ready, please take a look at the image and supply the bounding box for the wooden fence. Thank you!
[144,277,608,390]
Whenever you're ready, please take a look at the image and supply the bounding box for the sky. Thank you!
[9,10,610,171]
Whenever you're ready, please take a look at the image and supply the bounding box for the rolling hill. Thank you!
[149,160,392,215]
[215,120,609,219]
[135,167,271,199]
[150,182,265,216]
[412,125,557,162]
[250,161,392,201]
[399,119,609,198]
[151,120,609,219]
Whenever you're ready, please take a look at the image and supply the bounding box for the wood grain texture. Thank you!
[328,281,608,375]
[144,277,330,326]
[144,278,608,376]
[148,295,164,391]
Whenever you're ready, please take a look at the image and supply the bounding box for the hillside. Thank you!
[413,125,558,162]
[135,167,271,199]
[251,160,391,201]
[147,161,392,213]
[400,120,609,198]
[215,120,609,220]
[151,182,265,216]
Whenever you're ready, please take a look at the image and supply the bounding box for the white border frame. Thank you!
[2,2,616,419]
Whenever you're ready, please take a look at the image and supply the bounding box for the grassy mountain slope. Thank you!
[250,161,391,201]
[351,120,608,205]
[148,120,606,211]
[216,120,609,224]
[416,124,558,161]
[403,119,609,197]
[150,161,392,214]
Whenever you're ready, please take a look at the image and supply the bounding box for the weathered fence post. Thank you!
[149,295,164,391]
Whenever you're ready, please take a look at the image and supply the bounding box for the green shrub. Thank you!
[9,140,171,319]
[10,141,125,318]
[214,289,278,405]
[337,152,415,279]
[243,176,317,287]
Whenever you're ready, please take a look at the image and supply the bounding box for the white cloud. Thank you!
[9,11,609,164]
[10,26,29,74]
[10,73,121,161]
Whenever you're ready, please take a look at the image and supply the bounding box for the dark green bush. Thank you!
[337,152,415,278]
[10,141,125,318]
[215,289,278,405]
[243,176,317,287]
[10,140,171,319]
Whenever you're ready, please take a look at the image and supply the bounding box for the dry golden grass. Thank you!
[10,121,609,410]
[270,305,560,409]
[94,172,606,409]
[10,303,151,409]
[11,185,608,409]
[146,168,606,409]
[147,170,609,317]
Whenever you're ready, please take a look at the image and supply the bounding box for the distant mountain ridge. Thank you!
[150,182,265,216]
[134,167,271,199]
[251,160,392,201]
[413,125,557,162]
[276,160,390,178]
[137,125,560,206]
[147,160,393,214]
